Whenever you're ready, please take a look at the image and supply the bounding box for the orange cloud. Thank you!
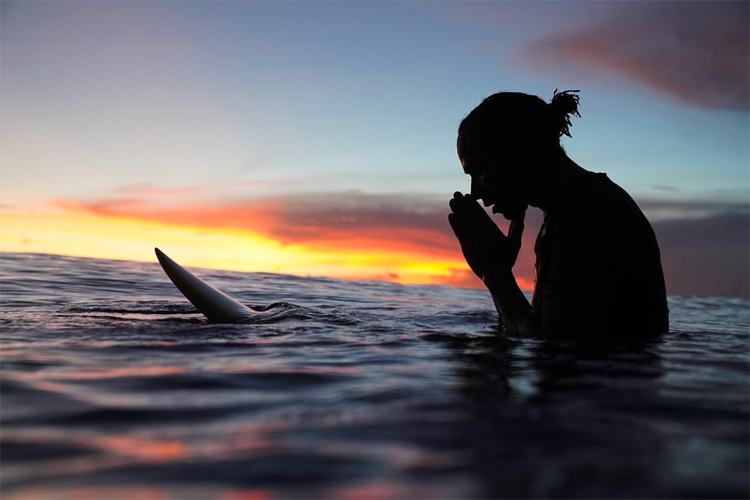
[4,189,544,291]
[8,186,746,297]
[54,192,461,252]
[52,198,283,236]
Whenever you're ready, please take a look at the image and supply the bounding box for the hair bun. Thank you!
[549,89,581,138]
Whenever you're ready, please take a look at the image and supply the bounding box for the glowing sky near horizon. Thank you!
[1,1,748,296]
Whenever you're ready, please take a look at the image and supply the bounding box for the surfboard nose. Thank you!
[155,247,168,266]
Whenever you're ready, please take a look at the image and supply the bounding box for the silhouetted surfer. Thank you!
[449,91,668,336]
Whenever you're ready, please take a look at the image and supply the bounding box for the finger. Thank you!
[462,199,499,235]
[448,213,467,241]
[508,216,525,244]
[449,197,467,226]
[449,192,473,226]
[449,192,465,211]
[464,197,491,223]
[453,193,497,234]
[452,194,487,228]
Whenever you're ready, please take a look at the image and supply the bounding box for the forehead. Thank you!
[457,131,477,170]
[458,128,505,170]
[456,128,473,158]
[457,126,504,159]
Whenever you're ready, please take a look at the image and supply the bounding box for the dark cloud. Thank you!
[653,211,749,298]
[651,185,680,193]
[637,198,749,221]
[264,192,457,251]
[521,2,749,111]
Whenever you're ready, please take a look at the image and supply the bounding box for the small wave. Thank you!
[65,301,196,315]
[242,302,359,326]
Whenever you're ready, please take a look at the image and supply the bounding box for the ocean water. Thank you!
[1,252,748,499]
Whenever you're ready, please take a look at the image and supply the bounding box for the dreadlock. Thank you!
[549,89,581,138]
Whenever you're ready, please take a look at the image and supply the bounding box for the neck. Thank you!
[533,153,587,213]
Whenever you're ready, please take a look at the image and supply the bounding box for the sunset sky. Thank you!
[1,1,748,297]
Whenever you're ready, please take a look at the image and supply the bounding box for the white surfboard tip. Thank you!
[155,247,255,323]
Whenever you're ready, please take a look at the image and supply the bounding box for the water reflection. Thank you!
[430,332,669,498]
[442,331,664,402]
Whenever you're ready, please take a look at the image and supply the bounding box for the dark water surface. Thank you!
[1,252,748,499]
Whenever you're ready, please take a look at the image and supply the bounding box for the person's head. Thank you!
[457,90,580,219]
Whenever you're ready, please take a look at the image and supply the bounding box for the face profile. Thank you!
[457,129,529,221]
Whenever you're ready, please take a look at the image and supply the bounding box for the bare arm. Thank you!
[483,269,538,334]
[448,192,539,333]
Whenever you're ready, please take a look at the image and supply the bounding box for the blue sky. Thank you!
[1,1,748,297]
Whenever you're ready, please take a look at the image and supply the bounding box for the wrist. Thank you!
[482,267,513,290]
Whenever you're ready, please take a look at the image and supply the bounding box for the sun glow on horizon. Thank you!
[1,208,518,290]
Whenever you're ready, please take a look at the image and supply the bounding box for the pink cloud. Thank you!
[519,2,749,111]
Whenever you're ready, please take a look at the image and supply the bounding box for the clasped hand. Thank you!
[448,192,525,283]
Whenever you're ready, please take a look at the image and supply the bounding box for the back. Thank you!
[532,172,669,336]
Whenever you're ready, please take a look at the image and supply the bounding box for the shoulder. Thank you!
[567,173,631,211]
[557,173,642,229]
[548,173,655,259]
